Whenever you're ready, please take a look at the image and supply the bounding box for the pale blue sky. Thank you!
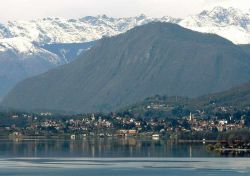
[0,0,249,22]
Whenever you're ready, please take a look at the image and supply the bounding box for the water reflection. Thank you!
[0,138,246,157]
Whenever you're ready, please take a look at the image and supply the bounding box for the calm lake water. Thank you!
[0,138,249,176]
[0,138,218,157]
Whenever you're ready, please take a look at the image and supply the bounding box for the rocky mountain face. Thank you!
[2,22,250,113]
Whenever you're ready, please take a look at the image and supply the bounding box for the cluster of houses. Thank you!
[185,112,245,132]
[2,107,247,140]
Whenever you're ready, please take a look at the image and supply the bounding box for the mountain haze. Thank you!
[2,22,250,113]
[0,41,94,100]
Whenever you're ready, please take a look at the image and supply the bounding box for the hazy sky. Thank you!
[0,0,250,22]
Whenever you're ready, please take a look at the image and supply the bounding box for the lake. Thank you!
[0,138,219,157]
[0,158,249,176]
[0,138,249,176]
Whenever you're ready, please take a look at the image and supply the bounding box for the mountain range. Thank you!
[2,22,250,113]
[0,14,178,100]
[1,6,250,46]
[1,6,250,101]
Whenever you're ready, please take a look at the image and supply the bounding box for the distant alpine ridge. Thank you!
[3,22,250,113]
[1,6,250,100]
[0,15,179,46]
[0,41,94,99]
[1,6,250,48]
[180,6,250,44]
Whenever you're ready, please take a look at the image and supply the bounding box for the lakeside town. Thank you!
[1,97,250,157]
[0,105,249,140]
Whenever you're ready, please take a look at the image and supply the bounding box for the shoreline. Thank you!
[2,135,218,143]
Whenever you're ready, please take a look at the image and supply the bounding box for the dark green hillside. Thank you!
[120,82,250,119]
[192,82,250,109]
[120,95,191,119]
[2,22,250,113]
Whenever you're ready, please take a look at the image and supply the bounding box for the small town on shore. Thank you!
[0,94,250,157]
[2,111,246,139]
[1,99,250,156]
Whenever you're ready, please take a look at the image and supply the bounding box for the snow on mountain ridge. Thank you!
[0,37,61,65]
[179,6,250,44]
[0,23,12,39]
[199,6,250,28]
[0,37,40,54]
[0,7,250,57]
[2,14,179,45]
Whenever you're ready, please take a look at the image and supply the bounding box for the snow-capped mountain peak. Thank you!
[0,36,60,64]
[198,6,250,28]
[179,6,250,44]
